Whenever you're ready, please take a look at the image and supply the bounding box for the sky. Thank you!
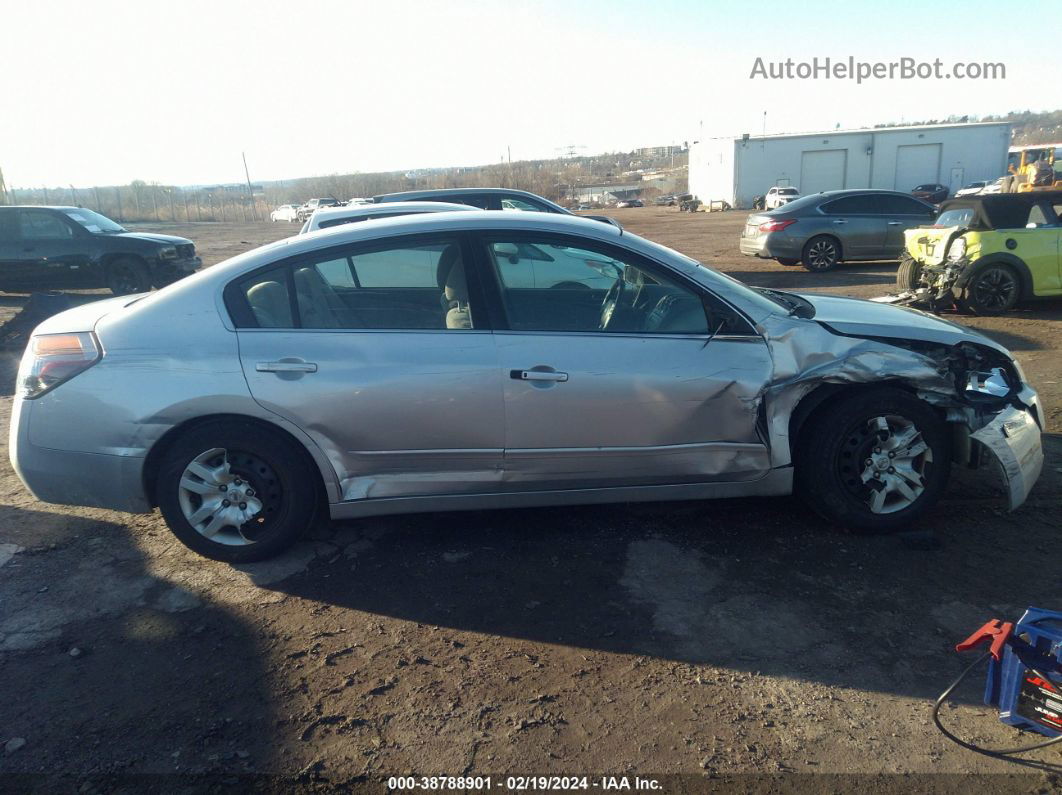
[2,0,1057,189]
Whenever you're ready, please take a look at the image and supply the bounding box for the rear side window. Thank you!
[231,238,476,331]
[240,266,295,328]
[820,195,882,215]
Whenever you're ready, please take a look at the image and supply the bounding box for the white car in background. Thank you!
[764,186,800,209]
[300,201,476,234]
[270,204,300,222]
[955,180,992,197]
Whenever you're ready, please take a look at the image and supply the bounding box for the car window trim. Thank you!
[466,230,759,337]
[224,230,492,332]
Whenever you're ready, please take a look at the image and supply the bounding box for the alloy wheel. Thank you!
[972,267,1017,312]
[806,239,838,270]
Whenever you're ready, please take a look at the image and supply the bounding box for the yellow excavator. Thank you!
[1003,144,1062,192]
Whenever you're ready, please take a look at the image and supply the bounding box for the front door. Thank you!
[232,234,506,501]
[473,233,774,491]
[818,194,888,258]
[880,194,937,256]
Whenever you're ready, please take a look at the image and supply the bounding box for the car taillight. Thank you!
[759,219,796,233]
[18,332,101,399]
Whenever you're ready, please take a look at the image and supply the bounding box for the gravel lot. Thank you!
[1,209,1060,790]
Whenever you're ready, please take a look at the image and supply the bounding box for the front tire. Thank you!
[106,257,152,296]
[796,388,950,532]
[776,257,800,267]
[957,264,1020,315]
[801,236,841,272]
[156,420,319,562]
[895,252,922,291]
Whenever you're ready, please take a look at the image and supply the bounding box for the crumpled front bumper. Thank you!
[971,402,1044,511]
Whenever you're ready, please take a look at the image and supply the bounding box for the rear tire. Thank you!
[156,420,319,562]
[801,236,841,272]
[957,264,1020,315]
[795,388,950,533]
[895,252,922,291]
[106,256,152,296]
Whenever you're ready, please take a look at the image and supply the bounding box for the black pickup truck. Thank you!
[0,206,201,294]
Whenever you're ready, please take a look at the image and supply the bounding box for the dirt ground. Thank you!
[1,210,1061,791]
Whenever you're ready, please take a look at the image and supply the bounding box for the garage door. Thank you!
[800,150,847,195]
[894,144,942,191]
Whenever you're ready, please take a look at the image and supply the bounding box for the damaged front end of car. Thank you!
[873,225,973,310]
[763,311,1044,511]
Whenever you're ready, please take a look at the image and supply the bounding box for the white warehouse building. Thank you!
[689,122,1010,209]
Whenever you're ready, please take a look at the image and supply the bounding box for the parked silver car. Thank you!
[299,201,474,234]
[740,190,936,272]
[11,212,1043,561]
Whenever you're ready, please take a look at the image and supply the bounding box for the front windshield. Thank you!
[935,208,975,227]
[64,209,125,233]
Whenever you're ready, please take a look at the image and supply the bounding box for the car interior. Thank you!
[239,239,746,336]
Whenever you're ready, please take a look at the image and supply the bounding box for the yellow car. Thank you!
[890,192,1062,314]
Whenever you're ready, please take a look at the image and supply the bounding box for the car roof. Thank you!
[1,205,80,211]
[309,201,477,223]
[374,188,571,213]
[938,190,1062,228]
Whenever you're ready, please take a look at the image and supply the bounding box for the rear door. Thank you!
[819,194,888,259]
[231,233,506,502]
[472,231,773,491]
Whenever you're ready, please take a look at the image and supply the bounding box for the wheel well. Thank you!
[788,381,924,457]
[142,413,328,512]
[101,252,147,270]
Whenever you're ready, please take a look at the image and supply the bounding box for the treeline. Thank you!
[4,149,689,222]
[875,108,1062,145]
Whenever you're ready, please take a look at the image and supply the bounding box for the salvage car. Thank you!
[764,186,800,209]
[0,206,201,294]
[10,213,1043,562]
[296,198,339,222]
[887,191,1062,314]
[740,190,936,271]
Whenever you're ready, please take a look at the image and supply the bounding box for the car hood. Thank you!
[112,231,193,246]
[794,292,1007,352]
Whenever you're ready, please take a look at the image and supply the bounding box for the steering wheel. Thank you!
[599,276,625,330]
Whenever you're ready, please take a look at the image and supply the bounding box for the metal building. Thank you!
[689,122,1010,209]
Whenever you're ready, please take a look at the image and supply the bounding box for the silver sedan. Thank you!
[10,212,1044,561]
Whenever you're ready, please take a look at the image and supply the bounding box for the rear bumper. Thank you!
[9,398,151,514]
[739,233,802,260]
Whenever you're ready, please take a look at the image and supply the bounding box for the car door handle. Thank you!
[256,361,318,373]
[510,369,568,382]
[887,221,903,226]
[832,219,847,224]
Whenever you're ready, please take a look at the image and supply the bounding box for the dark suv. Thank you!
[0,206,201,294]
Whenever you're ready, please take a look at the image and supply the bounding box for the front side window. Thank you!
[235,238,475,331]
[501,197,547,212]
[19,210,74,239]
[485,237,720,335]
[881,196,934,216]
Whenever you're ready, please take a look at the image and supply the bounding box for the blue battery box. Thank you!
[969,608,1062,738]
